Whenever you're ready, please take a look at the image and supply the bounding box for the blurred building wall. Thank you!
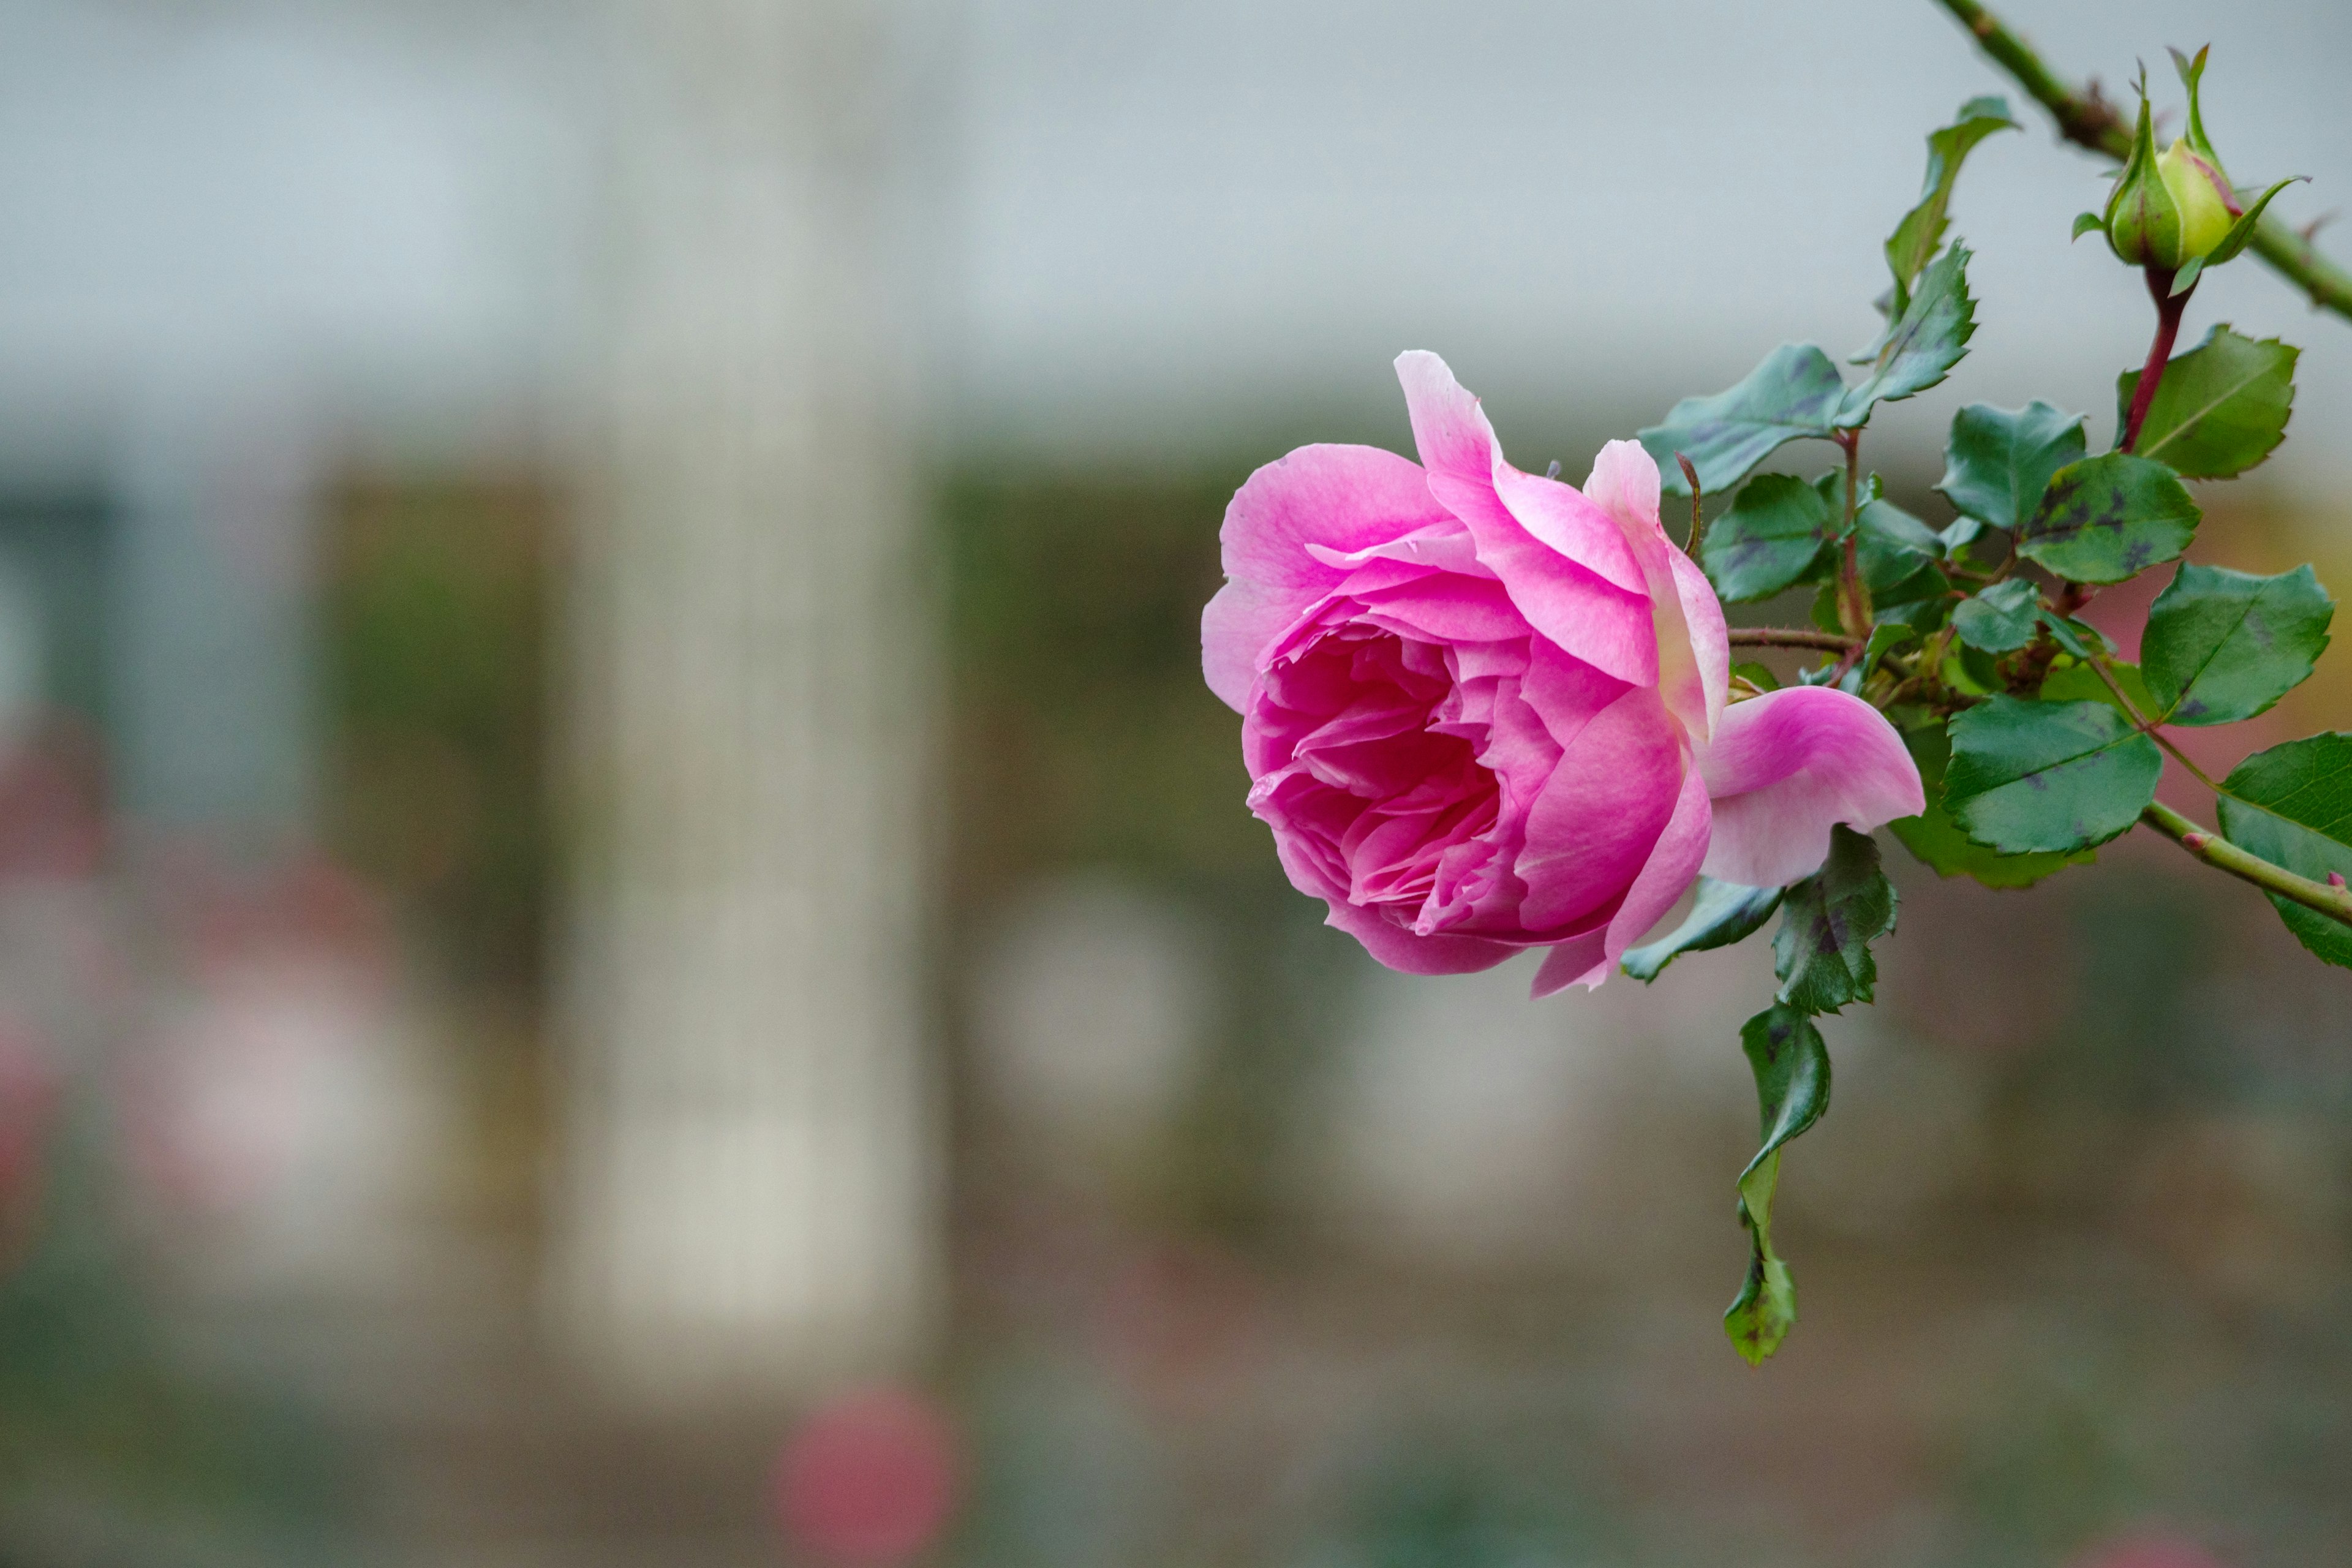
[552,0,941,1403]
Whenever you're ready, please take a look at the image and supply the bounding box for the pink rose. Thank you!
[1202,352,1924,995]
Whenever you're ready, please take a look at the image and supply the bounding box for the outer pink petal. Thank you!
[1393,352,1656,685]
[1584,440,1709,744]
[1697,686,1926,887]
[1515,685,1685,932]
[1530,758,1711,997]
[1272,832,1520,975]
[1203,443,1455,710]
[1668,549,1730,740]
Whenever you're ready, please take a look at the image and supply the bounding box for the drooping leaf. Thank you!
[2216,734,2352,968]
[1937,401,2086,534]
[2141,562,2333,725]
[1643,345,1846,498]
[1944,696,2163,854]
[1725,1003,1830,1365]
[1839,244,1976,426]
[2016,452,2199,584]
[1951,578,2042,653]
[1702,474,1835,602]
[1890,722,2094,888]
[1773,825,1898,1015]
[2116,325,2297,478]
[1881,97,2018,315]
[1622,878,1784,981]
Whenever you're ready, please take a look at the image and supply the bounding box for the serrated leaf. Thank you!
[1890,722,2093,888]
[1773,825,1897,1014]
[1726,1003,1830,1365]
[1643,344,1846,498]
[2142,562,2333,725]
[2216,734,2352,968]
[1853,494,1947,605]
[2116,325,2297,479]
[1883,96,2017,312]
[1622,878,1784,981]
[1945,696,2163,853]
[1937,401,2086,534]
[1951,578,2042,653]
[1702,474,1835,602]
[1839,244,1975,425]
[2016,452,2199,584]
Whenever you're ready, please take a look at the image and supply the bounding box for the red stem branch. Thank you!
[2121,267,2190,453]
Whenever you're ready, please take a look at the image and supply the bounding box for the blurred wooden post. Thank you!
[554,0,938,1403]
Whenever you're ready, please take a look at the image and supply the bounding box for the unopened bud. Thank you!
[2102,95,2184,267]
[2181,831,2213,851]
[2081,48,2303,277]
[2158,140,2237,261]
[2331,872,2348,891]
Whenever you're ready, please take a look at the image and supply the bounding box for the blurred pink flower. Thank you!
[775,1388,962,1566]
[1203,352,1921,994]
[2070,1534,2232,1568]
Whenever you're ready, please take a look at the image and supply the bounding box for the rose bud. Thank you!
[1202,353,1923,997]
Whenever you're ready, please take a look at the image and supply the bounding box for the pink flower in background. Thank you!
[1202,352,1922,994]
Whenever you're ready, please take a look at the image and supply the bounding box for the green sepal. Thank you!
[2071,210,2105,242]
[1773,825,1898,1015]
[2142,562,2332,725]
[2170,44,2217,162]
[2116,325,2297,479]
[2215,734,2352,968]
[1643,345,1846,498]
[1951,578,2041,654]
[2206,176,2307,267]
[1944,696,2163,854]
[2017,452,2199,584]
[1622,878,1785,982]
[1890,722,2094,889]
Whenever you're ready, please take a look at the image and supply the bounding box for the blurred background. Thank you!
[0,0,2348,1564]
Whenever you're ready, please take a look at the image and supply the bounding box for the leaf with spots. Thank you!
[1943,696,2162,854]
[2141,562,2333,726]
[1937,400,2086,535]
[1773,824,1898,1015]
[1642,344,1847,498]
[1702,473,1835,602]
[1839,244,1977,425]
[1951,578,2043,654]
[2016,452,2199,585]
[1890,722,2094,888]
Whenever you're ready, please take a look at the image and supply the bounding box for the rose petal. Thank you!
[1392,352,1657,686]
[1515,685,1685,932]
[1584,440,1711,744]
[1669,548,1730,741]
[1697,685,1926,887]
[1273,831,1521,975]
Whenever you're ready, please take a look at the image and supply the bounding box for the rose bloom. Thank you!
[1202,352,1923,995]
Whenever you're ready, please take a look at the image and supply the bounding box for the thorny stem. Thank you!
[1932,0,2352,322]
[2142,801,2352,927]
[2122,267,2192,452]
[1833,429,1871,641]
[1725,627,1857,654]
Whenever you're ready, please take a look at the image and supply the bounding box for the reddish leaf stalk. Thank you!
[2121,266,2192,453]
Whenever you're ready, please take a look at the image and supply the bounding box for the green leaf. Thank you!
[1643,345,1846,498]
[1725,1003,1830,1365]
[1839,244,1975,426]
[2215,734,2352,968]
[1730,660,1781,692]
[2034,611,2111,662]
[2037,658,2156,718]
[2116,325,2298,480]
[1944,696,2163,853]
[1937,401,2086,534]
[1773,824,1898,1015]
[1890,722,2093,888]
[2142,562,2333,725]
[1951,578,2042,653]
[1621,878,1784,981]
[2016,452,2199,585]
[1853,494,1947,604]
[1702,474,1834,602]
[1882,96,2017,312]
